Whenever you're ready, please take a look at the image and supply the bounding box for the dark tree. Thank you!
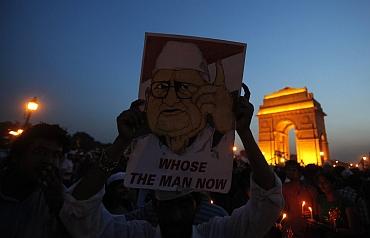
[71,132,97,151]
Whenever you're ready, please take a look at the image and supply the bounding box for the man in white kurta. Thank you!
[59,38,283,238]
[60,173,283,238]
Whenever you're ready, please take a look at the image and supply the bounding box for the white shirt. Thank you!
[60,174,283,238]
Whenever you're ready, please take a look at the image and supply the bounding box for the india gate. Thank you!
[257,87,330,165]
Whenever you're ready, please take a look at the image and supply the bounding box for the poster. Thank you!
[124,33,247,193]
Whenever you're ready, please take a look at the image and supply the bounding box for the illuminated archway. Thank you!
[257,87,330,165]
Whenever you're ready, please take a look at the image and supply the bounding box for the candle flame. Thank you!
[282,213,287,220]
[302,201,306,206]
[308,206,312,212]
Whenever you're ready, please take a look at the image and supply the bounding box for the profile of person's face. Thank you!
[146,69,208,139]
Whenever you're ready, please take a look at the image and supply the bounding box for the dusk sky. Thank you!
[1,0,369,163]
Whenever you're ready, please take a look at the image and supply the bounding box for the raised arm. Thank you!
[72,100,149,200]
[197,84,282,238]
[235,84,275,190]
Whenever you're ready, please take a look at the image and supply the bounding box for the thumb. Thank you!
[241,83,251,101]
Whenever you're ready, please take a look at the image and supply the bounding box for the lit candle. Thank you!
[277,213,287,230]
[308,206,313,220]
[281,213,287,223]
[210,200,214,204]
[301,201,306,214]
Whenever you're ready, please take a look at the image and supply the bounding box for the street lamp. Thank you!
[8,129,24,136]
[23,97,39,128]
[361,156,368,170]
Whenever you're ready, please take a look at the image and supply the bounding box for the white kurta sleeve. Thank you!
[197,173,284,238]
[59,182,154,238]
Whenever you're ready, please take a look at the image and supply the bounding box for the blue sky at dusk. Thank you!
[1,0,369,163]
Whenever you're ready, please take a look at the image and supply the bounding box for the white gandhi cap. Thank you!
[107,172,126,186]
[154,41,210,82]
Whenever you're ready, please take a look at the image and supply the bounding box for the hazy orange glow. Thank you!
[263,149,321,166]
[258,87,329,166]
[257,101,314,115]
[9,129,24,136]
[264,88,307,99]
[232,146,237,152]
[27,101,39,111]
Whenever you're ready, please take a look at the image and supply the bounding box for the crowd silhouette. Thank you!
[0,109,369,238]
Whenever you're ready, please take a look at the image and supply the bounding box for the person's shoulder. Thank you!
[201,202,228,216]
[194,200,228,224]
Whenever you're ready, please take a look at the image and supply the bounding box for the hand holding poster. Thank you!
[124,33,247,193]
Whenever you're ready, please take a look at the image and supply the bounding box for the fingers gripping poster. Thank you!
[124,33,247,193]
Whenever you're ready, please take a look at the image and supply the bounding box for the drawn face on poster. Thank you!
[141,35,245,154]
[125,33,246,193]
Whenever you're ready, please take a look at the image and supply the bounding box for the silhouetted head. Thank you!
[8,123,69,183]
[316,172,336,194]
[154,191,197,238]
[284,160,301,181]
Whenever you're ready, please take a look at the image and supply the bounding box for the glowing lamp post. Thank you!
[8,129,24,136]
[23,97,39,128]
[362,156,368,169]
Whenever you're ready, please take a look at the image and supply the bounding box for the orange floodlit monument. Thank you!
[257,87,330,166]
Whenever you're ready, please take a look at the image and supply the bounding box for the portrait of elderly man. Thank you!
[146,41,233,153]
[124,33,246,193]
